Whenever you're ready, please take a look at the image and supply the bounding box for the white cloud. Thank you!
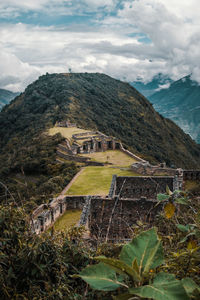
[1,0,200,91]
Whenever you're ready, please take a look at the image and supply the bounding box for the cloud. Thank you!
[1,0,200,91]
[113,0,200,82]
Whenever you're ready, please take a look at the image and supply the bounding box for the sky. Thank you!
[1,0,200,92]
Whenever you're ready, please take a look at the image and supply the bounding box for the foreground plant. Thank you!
[75,228,200,300]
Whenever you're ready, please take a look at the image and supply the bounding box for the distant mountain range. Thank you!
[0,89,19,110]
[130,74,173,98]
[131,75,200,144]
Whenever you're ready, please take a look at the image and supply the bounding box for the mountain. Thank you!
[149,75,200,144]
[130,73,173,98]
[0,88,19,110]
[1,72,200,172]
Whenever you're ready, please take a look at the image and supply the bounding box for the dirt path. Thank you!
[57,168,85,199]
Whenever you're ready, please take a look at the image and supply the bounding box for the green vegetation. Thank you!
[1,187,200,299]
[80,150,137,166]
[66,166,136,196]
[77,228,199,299]
[51,209,82,231]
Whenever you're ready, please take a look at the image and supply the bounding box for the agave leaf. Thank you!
[95,256,140,282]
[74,262,127,291]
[129,272,189,300]
[120,228,164,277]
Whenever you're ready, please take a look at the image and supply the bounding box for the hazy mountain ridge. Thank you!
[130,74,173,98]
[149,75,200,144]
[0,88,19,110]
[0,72,200,169]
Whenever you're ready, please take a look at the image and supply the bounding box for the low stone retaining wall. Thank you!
[57,150,91,163]
[120,143,146,162]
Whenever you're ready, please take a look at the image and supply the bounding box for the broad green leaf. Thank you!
[95,256,140,282]
[176,224,190,233]
[181,277,200,297]
[75,262,127,291]
[132,258,139,275]
[112,294,135,300]
[120,228,164,276]
[157,194,170,201]
[164,203,175,219]
[129,272,190,300]
[174,198,189,205]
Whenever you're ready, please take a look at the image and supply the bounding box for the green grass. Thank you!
[51,209,82,232]
[66,166,139,196]
[80,150,137,166]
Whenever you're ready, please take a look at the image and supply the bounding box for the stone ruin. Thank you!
[56,130,122,164]
[57,120,76,127]
[131,161,183,177]
[31,173,184,243]
[88,175,180,242]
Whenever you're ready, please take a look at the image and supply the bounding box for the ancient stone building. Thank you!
[109,175,175,199]
[89,197,162,242]
[71,131,121,155]
[86,175,181,242]
[57,120,76,127]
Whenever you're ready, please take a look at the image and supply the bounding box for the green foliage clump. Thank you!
[77,228,200,300]
[0,205,92,299]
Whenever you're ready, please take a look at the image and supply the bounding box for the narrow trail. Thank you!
[57,168,85,199]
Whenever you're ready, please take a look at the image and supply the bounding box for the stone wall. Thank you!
[119,143,145,162]
[89,197,162,241]
[65,195,87,209]
[131,161,178,176]
[31,196,87,234]
[114,176,174,199]
[57,150,90,163]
